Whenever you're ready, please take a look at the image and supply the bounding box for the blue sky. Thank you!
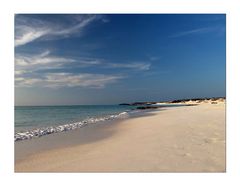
[15,14,226,105]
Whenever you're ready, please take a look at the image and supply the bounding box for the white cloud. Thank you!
[45,73,123,88]
[15,15,100,47]
[16,51,151,71]
[15,50,75,70]
[15,70,27,75]
[53,15,97,36]
[15,29,50,47]
[15,15,151,89]
[107,62,151,71]
[15,51,150,88]
[15,51,125,88]
[15,72,124,88]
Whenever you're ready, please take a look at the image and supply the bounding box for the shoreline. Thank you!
[15,108,163,162]
[15,117,128,162]
[15,100,225,172]
[14,110,130,142]
[14,103,198,142]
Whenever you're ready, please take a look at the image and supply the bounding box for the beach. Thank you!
[15,100,225,172]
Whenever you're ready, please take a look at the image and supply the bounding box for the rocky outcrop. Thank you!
[119,102,157,106]
[136,106,158,110]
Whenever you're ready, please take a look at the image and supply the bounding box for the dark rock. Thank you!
[119,103,131,105]
[136,106,158,110]
[119,102,157,106]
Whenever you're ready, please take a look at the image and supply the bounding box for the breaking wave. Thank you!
[15,111,128,142]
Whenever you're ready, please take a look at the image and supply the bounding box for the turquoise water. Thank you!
[15,105,135,132]
[14,104,190,141]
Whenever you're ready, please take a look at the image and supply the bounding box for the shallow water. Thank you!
[14,104,190,141]
[15,105,136,131]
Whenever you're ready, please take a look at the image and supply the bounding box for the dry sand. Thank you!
[15,100,225,172]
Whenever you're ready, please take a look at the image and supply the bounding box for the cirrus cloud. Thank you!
[169,26,224,38]
[15,15,102,47]
[15,72,124,88]
[15,50,151,88]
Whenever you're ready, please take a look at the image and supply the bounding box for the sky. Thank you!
[15,14,226,106]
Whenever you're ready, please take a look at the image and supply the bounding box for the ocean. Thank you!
[14,104,190,142]
[15,105,136,141]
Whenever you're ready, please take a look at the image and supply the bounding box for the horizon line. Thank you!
[14,96,226,107]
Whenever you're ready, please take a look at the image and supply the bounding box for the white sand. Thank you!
[15,100,225,172]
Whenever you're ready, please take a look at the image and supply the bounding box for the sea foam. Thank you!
[14,111,128,142]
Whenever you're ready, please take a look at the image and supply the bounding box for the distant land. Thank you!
[119,97,226,106]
